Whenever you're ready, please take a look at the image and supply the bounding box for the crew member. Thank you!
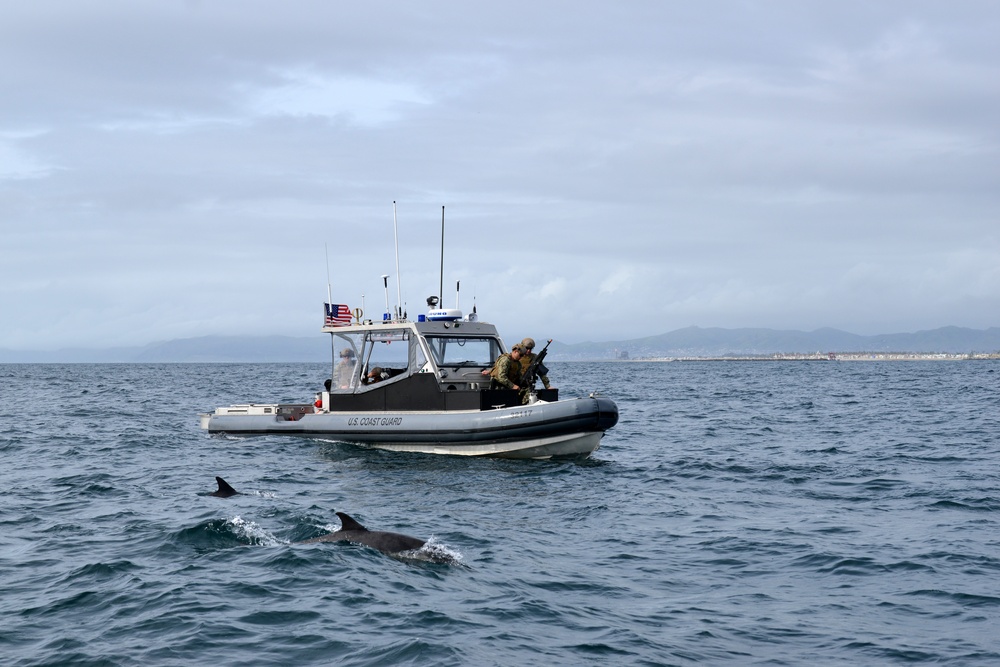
[335,348,356,388]
[483,344,524,390]
[366,366,390,384]
[518,337,553,390]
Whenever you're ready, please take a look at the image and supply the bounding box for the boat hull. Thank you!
[201,396,618,459]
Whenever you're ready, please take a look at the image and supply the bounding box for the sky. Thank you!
[2,1,999,350]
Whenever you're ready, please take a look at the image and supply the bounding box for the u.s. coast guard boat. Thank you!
[199,302,618,459]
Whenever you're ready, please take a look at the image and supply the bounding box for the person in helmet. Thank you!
[335,347,357,388]
[482,344,524,390]
[365,366,391,384]
[517,337,553,390]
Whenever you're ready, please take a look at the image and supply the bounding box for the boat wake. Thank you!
[225,516,284,547]
[400,538,464,565]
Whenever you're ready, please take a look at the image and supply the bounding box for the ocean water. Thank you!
[1,360,999,666]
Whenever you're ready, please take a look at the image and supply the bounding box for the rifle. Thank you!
[520,339,552,389]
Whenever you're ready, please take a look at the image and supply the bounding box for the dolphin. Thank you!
[299,512,426,555]
[210,476,240,498]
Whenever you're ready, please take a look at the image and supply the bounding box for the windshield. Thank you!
[425,336,502,367]
[331,333,363,391]
[361,329,410,377]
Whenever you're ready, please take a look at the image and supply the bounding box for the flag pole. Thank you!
[324,243,334,364]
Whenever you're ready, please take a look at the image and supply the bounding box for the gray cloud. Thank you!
[2,1,998,349]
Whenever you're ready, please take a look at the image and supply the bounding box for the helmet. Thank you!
[520,337,535,350]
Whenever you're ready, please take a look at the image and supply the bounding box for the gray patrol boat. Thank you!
[200,304,618,459]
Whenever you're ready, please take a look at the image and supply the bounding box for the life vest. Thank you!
[489,353,521,388]
[519,352,534,373]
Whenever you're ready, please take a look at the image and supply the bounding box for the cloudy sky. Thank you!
[2,1,998,350]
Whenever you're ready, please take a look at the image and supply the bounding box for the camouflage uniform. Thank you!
[489,352,522,390]
[518,337,551,389]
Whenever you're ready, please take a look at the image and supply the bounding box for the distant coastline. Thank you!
[2,325,999,363]
[622,352,1000,362]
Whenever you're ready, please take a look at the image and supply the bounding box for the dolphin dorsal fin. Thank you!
[336,512,368,532]
[215,477,238,495]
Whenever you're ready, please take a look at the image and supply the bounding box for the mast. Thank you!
[392,201,402,321]
[439,205,445,306]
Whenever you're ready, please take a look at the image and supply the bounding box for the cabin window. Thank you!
[424,336,501,368]
[358,329,410,389]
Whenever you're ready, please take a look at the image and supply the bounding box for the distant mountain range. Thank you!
[555,326,1000,360]
[2,326,999,363]
[0,335,329,363]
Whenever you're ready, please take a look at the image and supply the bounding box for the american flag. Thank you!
[324,303,352,327]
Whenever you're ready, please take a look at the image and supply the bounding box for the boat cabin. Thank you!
[318,319,556,412]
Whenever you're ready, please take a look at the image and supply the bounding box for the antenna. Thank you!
[439,205,445,306]
[456,280,460,309]
[381,274,390,321]
[324,243,333,305]
[392,201,402,321]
